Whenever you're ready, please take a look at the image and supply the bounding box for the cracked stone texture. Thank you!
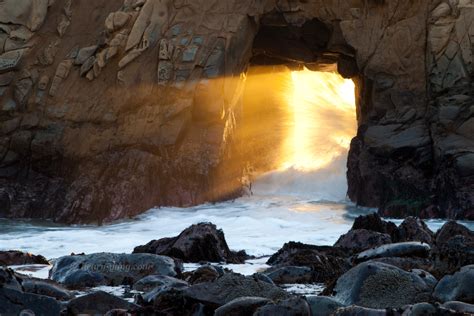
[0,0,472,223]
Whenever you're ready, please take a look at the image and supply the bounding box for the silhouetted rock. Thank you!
[334,229,392,252]
[215,297,271,316]
[254,297,311,316]
[350,213,400,241]
[66,291,138,315]
[306,296,345,316]
[355,242,431,263]
[0,266,22,291]
[133,223,248,263]
[50,252,181,288]
[183,265,223,284]
[435,221,474,247]
[433,265,474,303]
[267,242,350,283]
[397,217,434,244]
[332,261,434,309]
[0,250,49,265]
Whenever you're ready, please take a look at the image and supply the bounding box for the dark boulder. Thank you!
[433,265,474,303]
[214,297,271,316]
[305,296,345,316]
[442,301,474,314]
[133,275,188,293]
[0,266,23,291]
[183,265,223,284]
[253,297,311,316]
[49,253,181,288]
[432,222,474,276]
[133,223,248,263]
[267,242,350,283]
[351,213,399,241]
[355,242,431,263]
[0,250,49,266]
[264,266,313,284]
[140,276,189,303]
[22,279,74,300]
[370,257,432,272]
[0,287,64,316]
[334,229,392,252]
[397,217,434,244]
[139,287,209,316]
[183,272,289,308]
[66,291,139,315]
[332,261,434,309]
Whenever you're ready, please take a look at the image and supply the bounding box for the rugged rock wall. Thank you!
[0,0,472,223]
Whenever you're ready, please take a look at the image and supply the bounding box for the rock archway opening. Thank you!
[239,65,357,200]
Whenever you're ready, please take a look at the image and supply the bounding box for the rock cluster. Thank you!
[1,217,473,315]
[0,0,472,223]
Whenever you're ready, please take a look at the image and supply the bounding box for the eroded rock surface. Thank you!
[0,0,472,222]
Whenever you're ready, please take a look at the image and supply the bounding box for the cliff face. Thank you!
[0,0,472,223]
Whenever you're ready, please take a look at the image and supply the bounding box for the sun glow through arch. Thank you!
[281,68,357,171]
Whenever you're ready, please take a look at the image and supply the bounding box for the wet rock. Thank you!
[133,223,248,263]
[350,213,400,241]
[442,301,474,314]
[433,265,474,303]
[183,265,222,284]
[254,297,311,316]
[22,279,74,300]
[50,253,182,288]
[267,242,350,283]
[66,291,138,315]
[214,297,271,316]
[133,274,188,293]
[0,287,64,316]
[398,217,434,244]
[334,229,392,252]
[334,306,389,316]
[355,242,431,263]
[264,266,313,284]
[0,250,48,265]
[305,296,345,316]
[432,222,474,276]
[332,261,434,308]
[183,272,289,307]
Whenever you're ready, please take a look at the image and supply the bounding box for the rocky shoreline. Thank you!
[1,216,474,315]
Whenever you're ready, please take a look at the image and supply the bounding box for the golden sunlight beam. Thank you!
[281,69,356,171]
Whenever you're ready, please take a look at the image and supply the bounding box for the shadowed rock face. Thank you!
[0,0,472,223]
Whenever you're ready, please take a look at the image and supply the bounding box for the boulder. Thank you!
[435,221,474,247]
[442,301,474,314]
[350,213,399,241]
[332,261,434,309]
[334,229,392,252]
[22,279,73,300]
[183,272,289,307]
[355,242,431,263]
[264,266,313,284]
[0,250,48,265]
[133,274,188,293]
[0,267,23,291]
[133,223,248,263]
[370,257,432,272]
[183,265,222,284]
[0,0,49,31]
[66,291,139,315]
[140,277,189,303]
[433,265,474,303]
[0,287,64,316]
[397,217,434,244]
[334,306,389,316]
[305,296,345,316]
[267,242,350,283]
[254,297,311,316]
[49,253,181,288]
[215,297,271,316]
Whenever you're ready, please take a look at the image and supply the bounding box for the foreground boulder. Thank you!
[334,229,392,252]
[266,242,350,283]
[433,265,474,303]
[0,250,49,265]
[183,273,289,307]
[355,242,431,263]
[133,223,247,263]
[49,253,182,288]
[66,291,139,315]
[331,261,433,309]
[431,221,474,276]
